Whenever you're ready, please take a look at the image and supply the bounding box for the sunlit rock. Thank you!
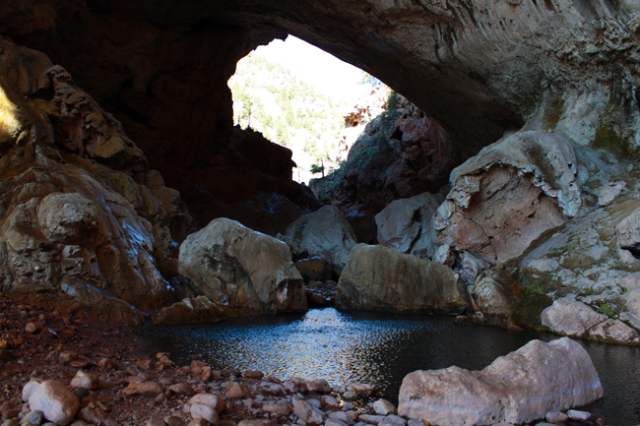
[179,218,307,314]
[398,338,603,426]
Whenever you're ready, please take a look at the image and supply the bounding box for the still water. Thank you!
[140,308,640,425]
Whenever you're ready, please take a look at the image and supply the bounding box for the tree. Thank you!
[310,160,325,178]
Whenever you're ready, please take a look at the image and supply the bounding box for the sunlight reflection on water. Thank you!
[140,308,640,426]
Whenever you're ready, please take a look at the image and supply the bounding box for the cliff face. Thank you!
[0,0,638,324]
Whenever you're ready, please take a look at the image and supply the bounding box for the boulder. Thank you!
[375,192,444,259]
[151,296,244,325]
[434,130,581,267]
[279,206,357,278]
[345,210,378,245]
[336,244,465,313]
[179,218,307,314]
[28,381,80,426]
[398,337,603,426]
[517,185,640,343]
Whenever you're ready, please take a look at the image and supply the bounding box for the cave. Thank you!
[1,1,640,425]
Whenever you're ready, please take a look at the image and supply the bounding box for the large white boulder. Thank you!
[28,380,80,426]
[179,218,307,314]
[398,337,603,426]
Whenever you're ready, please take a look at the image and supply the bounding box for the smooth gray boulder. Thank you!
[375,192,444,259]
[336,244,465,313]
[279,205,357,278]
[179,218,307,314]
[398,337,603,426]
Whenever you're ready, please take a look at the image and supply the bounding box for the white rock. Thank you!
[70,370,99,390]
[28,381,80,426]
[293,400,324,426]
[398,338,603,426]
[191,402,219,425]
[567,409,591,421]
[541,299,608,338]
[22,380,41,402]
[588,318,640,343]
[379,415,405,426]
[326,419,349,426]
[372,399,396,416]
[545,411,569,423]
[328,411,352,425]
[358,415,385,425]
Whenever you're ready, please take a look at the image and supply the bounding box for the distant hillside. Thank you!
[229,53,350,182]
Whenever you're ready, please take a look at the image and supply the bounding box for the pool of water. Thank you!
[140,308,640,425]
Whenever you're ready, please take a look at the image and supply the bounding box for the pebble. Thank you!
[18,410,43,425]
[70,371,99,390]
[190,403,218,425]
[164,415,183,426]
[146,419,165,426]
[406,420,422,426]
[27,380,79,426]
[237,422,266,426]
[535,423,556,426]
[379,415,406,426]
[326,419,349,426]
[244,371,264,379]
[122,381,163,397]
[226,382,248,399]
[545,411,569,423]
[373,399,396,416]
[567,409,591,421]
[358,415,385,425]
[293,400,324,426]
[24,323,39,334]
[328,411,352,425]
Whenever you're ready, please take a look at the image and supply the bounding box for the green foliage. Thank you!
[229,51,348,163]
[310,163,325,175]
[361,72,383,87]
[597,304,616,318]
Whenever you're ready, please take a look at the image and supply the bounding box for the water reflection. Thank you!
[140,308,640,426]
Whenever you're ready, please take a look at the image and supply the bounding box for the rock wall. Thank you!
[0,38,193,322]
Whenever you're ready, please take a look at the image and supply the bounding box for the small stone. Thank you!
[535,423,555,426]
[122,381,163,397]
[98,358,117,370]
[168,384,195,396]
[25,323,39,334]
[190,403,218,425]
[188,419,208,426]
[244,371,264,379]
[237,422,266,426]
[372,399,396,416]
[322,396,340,410]
[146,419,166,426]
[190,393,226,414]
[567,410,591,421]
[137,359,156,370]
[379,415,406,426]
[226,382,248,399]
[545,411,569,423]
[293,400,324,426]
[406,420,423,426]
[163,416,183,426]
[263,402,292,416]
[77,407,108,425]
[326,419,348,426]
[18,410,43,425]
[3,420,19,426]
[328,411,352,425]
[358,415,385,425]
[70,371,99,390]
[341,391,357,401]
[348,384,374,394]
[28,380,79,426]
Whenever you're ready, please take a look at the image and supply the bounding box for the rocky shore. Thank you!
[0,294,610,426]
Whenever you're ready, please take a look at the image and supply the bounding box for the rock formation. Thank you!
[279,206,357,279]
[312,94,456,215]
[398,337,603,426]
[434,130,581,268]
[375,192,444,259]
[0,38,193,323]
[179,218,307,315]
[336,244,466,313]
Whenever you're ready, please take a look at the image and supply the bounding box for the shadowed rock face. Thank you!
[2,0,639,188]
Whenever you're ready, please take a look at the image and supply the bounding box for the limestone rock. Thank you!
[190,403,218,425]
[179,218,307,314]
[279,206,357,278]
[471,270,517,325]
[293,400,324,426]
[28,381,80,426]
[373,399,396,416]
[70,371,99,390]
[336,244,465,313]
[398,338,603,426]
[375,192,444,259]
[435,131,580,267]
[151,296,243,325]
